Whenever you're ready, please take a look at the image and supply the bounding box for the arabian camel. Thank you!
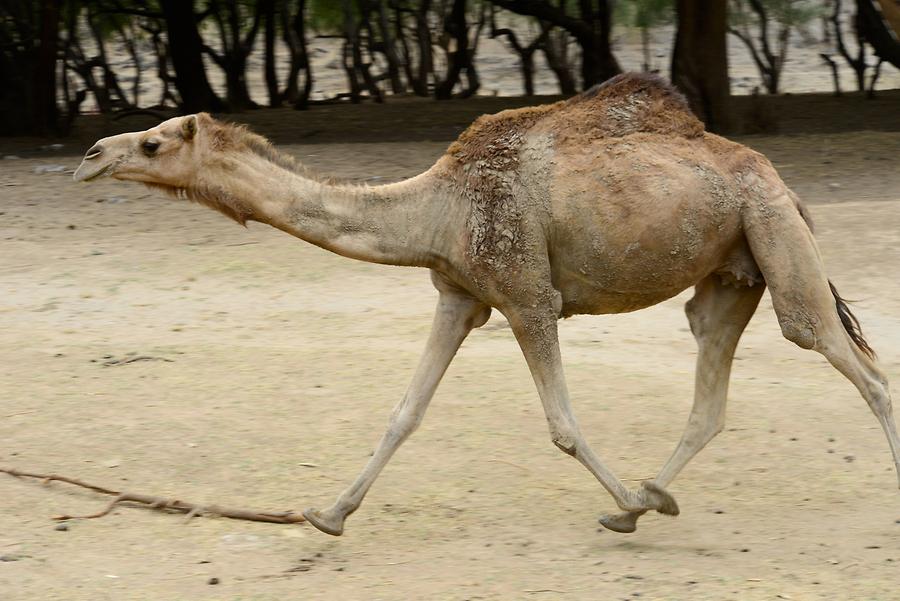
[74,74,900,536]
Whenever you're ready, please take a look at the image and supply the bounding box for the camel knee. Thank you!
[683,413,725,451]
[549,422,579,456]
[777,313,817,350]
[387,404,423,441]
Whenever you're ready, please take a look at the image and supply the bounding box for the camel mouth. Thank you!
[73,162,112,183]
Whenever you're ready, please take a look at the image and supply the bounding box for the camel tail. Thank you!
[828,280,876,359]
[795,199,875,359]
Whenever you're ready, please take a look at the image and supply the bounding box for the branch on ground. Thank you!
[1,467,306,525]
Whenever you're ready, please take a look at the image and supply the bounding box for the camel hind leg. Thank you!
[744,192,900,486]
[599,274,765,533]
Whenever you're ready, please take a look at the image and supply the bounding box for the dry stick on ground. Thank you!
[0,467,306,525]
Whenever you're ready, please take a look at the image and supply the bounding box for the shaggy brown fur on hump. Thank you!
[446,72,704,165]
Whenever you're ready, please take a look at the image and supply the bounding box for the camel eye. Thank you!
[142,139,160,155]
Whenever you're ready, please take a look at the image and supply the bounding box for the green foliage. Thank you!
[615,0,675,31]
[729,0,822,29]
[307,0,348,34]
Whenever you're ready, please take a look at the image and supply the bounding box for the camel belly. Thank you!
[546,141,750,316]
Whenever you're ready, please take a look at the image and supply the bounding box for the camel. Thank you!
[74,73,900,536]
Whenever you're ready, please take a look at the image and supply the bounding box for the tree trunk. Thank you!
[263,0,279,107]
[522,52,536,95]
[87,8,131,110]
[641,26,651,71]
[342,0,363,102]
[490,0,619,89]
[671,0,730,132]
[116,21,142,106]
[159,0,222,112]
[34,0,60,134]
[435,0,468,99]
[541,24,577,95]
[282,0,313,109]
[219,0,263,110]
[413,0,434,96]
[225,54,256,109]
[376,0,405,94]
[577,0,619,87]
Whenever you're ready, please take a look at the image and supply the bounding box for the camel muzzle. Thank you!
[73,143,115,182]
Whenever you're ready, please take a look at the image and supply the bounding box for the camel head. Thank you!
[74,114,206,187]
[73,112,313,225]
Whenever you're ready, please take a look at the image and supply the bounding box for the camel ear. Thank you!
[182,115,198,141]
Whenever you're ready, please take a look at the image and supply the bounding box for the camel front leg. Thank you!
[303,288,490,536]
[599,276,764,533]
[506,306,680,519]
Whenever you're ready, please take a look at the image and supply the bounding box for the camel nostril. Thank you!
[85,143,103,159]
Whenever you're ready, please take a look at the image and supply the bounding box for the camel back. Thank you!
[447,73,705,165]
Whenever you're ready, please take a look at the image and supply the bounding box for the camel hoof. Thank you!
[641,481,680,516]
[302,507,345,536]
[598,511,640,533]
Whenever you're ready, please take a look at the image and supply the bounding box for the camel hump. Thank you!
[559,72,705,139]
[576,72,691,110]
[446,73,704,164]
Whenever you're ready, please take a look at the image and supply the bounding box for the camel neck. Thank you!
[214,154,453,269]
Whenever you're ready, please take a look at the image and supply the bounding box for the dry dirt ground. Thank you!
[1,104,900,600]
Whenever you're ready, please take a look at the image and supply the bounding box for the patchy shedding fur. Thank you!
[447,72,703,164]
[444,73,705,285]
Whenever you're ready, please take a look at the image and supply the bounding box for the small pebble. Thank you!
[843,455,855,463]
[713,509,725,514]
[740,548,750,553]
[55,523,69,531]
[207,577,219,585]
[0,554,22,562]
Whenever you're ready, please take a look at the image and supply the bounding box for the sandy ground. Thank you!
[2,109,900,600]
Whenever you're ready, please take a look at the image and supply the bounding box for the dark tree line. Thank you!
[0,0,895,136]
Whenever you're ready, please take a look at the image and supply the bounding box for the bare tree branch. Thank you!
[2,467,306,525]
